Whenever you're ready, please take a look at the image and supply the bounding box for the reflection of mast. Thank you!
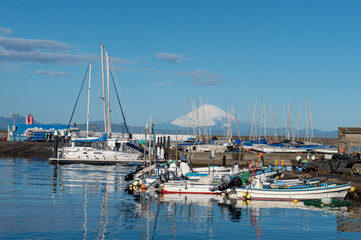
[83,185,88,240]
[146,197,151,240]
[172,204,177,240]
[52,165,58,194]
[139,192,152,240]
[98,188,109,240]
[151,198,161,239]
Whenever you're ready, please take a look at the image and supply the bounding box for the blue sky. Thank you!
[1,0,361,131]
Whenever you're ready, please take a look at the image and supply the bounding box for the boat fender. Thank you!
[349,186,355,192]
[141,184,147,190]
[243,192,251,200]
[293,199,298,204]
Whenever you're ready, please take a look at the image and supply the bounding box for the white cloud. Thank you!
[36,70,72,76]
[0,27,12,36]
[0,45,95,65]
[155,52,190,64]
[153,81,174,87]
[0,63,22,73]
[114,66,168,73]
[0,36,71,52]
[0,36,135,66]
[182,70,227,86]
[110,57,136,65]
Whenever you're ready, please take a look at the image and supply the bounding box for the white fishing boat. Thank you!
[229,179,351,201]
[140,161,192,185]
[188,164,240,180]
[264,178,321,189]
[161,168,279,195]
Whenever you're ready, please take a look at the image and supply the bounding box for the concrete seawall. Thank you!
[0,141,53,158]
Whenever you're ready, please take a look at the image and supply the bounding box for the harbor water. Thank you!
[0,157,360,239]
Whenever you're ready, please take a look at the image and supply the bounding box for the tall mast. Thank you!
[106,51,111,136]
[86,62,92,137]
[101,44,107,133]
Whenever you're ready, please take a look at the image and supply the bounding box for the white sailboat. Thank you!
[57,44,141,163]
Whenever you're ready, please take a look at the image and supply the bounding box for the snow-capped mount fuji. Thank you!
[154,104,251,135]
[171,104,235,128]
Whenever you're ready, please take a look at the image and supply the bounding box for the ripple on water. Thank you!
[0,157,360,239]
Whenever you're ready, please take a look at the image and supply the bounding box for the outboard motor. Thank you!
[229,176,242,187]
[160,173,168,183]
[136,165,143,172]
[124,165,144,181]
[210,174,232,191]
[217,174,232,191]
[124,172,135,181]
[166,171,176,181]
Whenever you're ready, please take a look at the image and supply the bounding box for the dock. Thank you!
[48,157,147,165]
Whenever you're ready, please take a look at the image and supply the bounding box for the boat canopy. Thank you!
[71,133,107,143]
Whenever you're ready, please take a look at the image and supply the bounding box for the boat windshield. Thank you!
[74,141,106,149]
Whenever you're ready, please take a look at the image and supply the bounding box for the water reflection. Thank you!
[126,188,361,239]
[0,157,360,239]
[51,163,128,239]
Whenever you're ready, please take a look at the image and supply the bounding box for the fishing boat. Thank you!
[264,178,321,189]
[188,164,240,180]
[229,178,352,201]
[160,168,279,195]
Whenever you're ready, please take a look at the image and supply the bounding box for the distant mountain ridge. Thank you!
[171,104,235,127]
[0,113,338,138]
[157,104,338,138]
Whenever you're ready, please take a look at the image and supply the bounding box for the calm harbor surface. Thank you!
[0,157,360,239]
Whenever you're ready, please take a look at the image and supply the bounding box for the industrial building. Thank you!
[7,114,75,142]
